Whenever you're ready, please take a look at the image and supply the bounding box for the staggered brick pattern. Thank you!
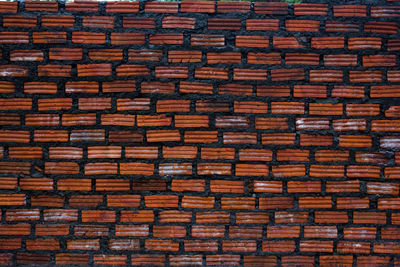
[0,0,400,265]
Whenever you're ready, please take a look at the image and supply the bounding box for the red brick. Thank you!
[207,255,240,266]
[72,32,105,44]
[150,33,183,45]
[66,1,98,12]
[304,226,337,238]
[169,255,203,265]
[246,19,279,31]
[33,32,66,43]
[263,240,295,253]
[236,36,269,48]
[145,1,177,13]
[273,36,305,49]
[363,55,396,67]
[209,18,241,30]
[11,50,43,62]
[294,3,327,15]
[171,50,202,63]
[172,179,204,192]
[312,37,345,49]
[300,240,333,253]
[0,65,28,77]
[181,1,215,13]
[286,20,320,32]
[196,67,228,80]
[350,70,382,83]
[315,211,348,224]
[217,1,249,13]
[219,84,252,96]
[248,52,280,65]
[286,53,319,65]
[98,44,127,59]
[223,240,256,252]
[348,37,381,49]
[343,227,376,239]
[180,81,213,94]
[145,239,179,252]
[111,32,145,45]
[42,15,74,27]
[26,238,60,251]
[38,64,70,77]
[106,1,139,13]
[0,2,17,13]
[17,253,50,265]
[0,32,29,44]
[334,5,366,16]
[365,21,398,35]
[254,2,288,15]
[3,15,37,27]
[320,256,353,267]
[299,196,332,209]
[191,34,224,46]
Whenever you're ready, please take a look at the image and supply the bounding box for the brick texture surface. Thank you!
[0,0,400,265]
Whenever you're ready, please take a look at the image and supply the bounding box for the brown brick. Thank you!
[254,2,288,14]
[123,18,155,28]
[236,35,269,48]
[263,240,295,253]
[17,253,50,265]
[315,211,348,224]
[220,84,253,96]
[163,16,196,29]
[300,240,333,253]
[171,50,202,63]
[304,226,337,238]
[349,37,381,49]
[106,1,139,13]
[310,70,343,82]
[271,102,304,114]
[223,240,256,252]
[286,20,320,32]
[334,5,366,16]
[33,32,66,43]
[150,33,183,45]
[0,2,17,13]
[267,225,300,238]
[11,50,43,62]
[145,239,179,252]
[0,32,29,44]
[66,1,98,12]
[294,85,326,98]
[245,19,277,32]
[312,37,344,49]
[286,53,319,65]
[217,1,250,13]
[111,32,145,45]
[57,179,92,191]
[26,238,60,251]
[4,15,37,27]
[93,255,127,266]
[248,52,280,65]
[294,3,327,15]
[38,64,70,77]
[365,21,398,34]
[181,1,215,13]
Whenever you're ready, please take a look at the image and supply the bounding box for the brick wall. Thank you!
[0,0,400,265]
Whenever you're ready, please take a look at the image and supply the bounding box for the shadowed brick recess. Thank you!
[0,0,400,265]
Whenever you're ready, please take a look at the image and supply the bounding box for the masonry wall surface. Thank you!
[0,0,400,266]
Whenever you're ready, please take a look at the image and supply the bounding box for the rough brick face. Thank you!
[0,0,399,265]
